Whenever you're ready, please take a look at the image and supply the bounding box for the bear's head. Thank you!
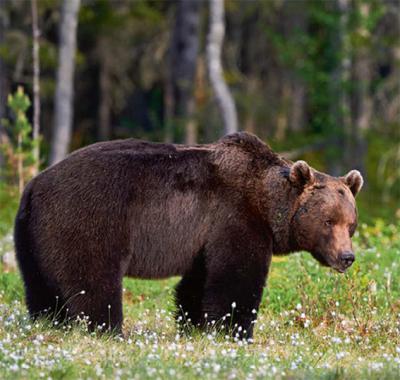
[289,161,363,273]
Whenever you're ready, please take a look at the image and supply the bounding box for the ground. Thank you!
[0,221,399,379]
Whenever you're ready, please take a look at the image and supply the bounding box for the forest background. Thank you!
[0,0,399,236]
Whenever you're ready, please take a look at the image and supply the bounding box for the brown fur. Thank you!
[14,132,363,339]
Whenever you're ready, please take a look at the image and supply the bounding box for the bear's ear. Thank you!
[343,170,364,196]
[289,160,315,189]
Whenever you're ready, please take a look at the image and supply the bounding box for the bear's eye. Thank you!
[349,223,357,236]
[325,220,333,227]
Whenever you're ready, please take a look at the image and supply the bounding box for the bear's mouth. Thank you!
[311,251,347,273]
[310,251,331,267]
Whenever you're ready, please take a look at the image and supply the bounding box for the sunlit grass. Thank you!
[0,221,399,379]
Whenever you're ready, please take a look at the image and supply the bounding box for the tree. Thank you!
[31,0,40,174]
[347,0,374,174]
[93,2,134,141]
[328,0,351,176]
[0,0,9,170]
[97,35,112,141]
[2,87,38,194]
[50,0,80,165]
[283,0,307,134]
[165,0,201,143]
[206,0,238,135]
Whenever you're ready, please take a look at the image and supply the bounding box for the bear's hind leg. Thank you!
[63,276,123,334]
[175,252,206,331]
[14,200,67,323]
[23,270,66,322]
[15,241,66,322]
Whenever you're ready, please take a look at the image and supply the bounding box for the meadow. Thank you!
[1,0,399,377]
[0,219,399,379]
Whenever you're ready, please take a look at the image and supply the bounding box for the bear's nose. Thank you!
[340,251,355,267]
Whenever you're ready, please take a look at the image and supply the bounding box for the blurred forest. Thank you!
[0,0,399,222]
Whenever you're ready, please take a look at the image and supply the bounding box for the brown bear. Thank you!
[14,132,363,340]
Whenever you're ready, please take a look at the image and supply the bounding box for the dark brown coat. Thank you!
[14,132,363,339]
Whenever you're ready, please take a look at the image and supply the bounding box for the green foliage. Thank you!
[265,0,399,215]
[376,145,400,203]
[357,131,400,221]
[265,0,339,135]
[0,184,18,237]
[6,86,32,142]
[1,87,39,191]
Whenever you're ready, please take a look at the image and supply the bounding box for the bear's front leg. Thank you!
[201,225,272,341]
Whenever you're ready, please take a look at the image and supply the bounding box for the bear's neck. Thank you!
[263,166,299,254]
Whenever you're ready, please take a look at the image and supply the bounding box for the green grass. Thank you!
[0,184,19,237]
[0,221,399,379]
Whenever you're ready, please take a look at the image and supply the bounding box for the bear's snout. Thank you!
[340,251,355,269]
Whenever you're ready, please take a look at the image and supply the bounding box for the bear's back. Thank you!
[26,139,225,278]
[34,139,216,196]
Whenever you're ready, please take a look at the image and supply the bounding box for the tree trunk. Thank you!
[164,75,174,143]
[98,48,111,141]
[166,0,201,143]
[50,0,80,165]
[206,0,238,135]
[290,83,306,132]
[349,2,371,174]
[275,78,290,141]
[283,0,307,133]
[31,0,40,175]
[0,0,9,172]
[329,0,350,176]
[185,115,197,145]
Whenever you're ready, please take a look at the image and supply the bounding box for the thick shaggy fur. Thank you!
[14,132,362,339]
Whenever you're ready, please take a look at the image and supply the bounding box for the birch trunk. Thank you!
[207,0,238,135]
[50,0,80,165]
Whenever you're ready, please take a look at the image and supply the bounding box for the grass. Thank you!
[0,221,399,379]
[0,184,19,237]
